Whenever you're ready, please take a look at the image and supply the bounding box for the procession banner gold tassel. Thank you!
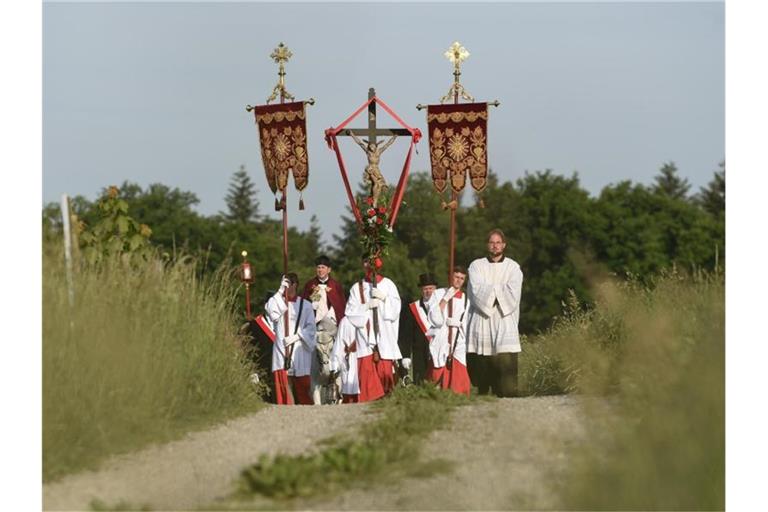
[299,191,305,210]
[274,195,280,211]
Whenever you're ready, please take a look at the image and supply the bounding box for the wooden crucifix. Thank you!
[336,88,412,207]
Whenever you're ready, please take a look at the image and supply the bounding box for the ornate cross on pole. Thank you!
[336,88,412,207]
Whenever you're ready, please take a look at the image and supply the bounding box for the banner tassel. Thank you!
[299,191,305,210]
[274,195,280,211]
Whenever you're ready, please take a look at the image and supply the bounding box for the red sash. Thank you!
[408,302,431,341]
[254,314,275,343]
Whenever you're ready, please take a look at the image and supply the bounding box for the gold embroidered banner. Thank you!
[426,103,488,194]
[253,101,309,193]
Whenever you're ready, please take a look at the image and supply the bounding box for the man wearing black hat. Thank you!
[302,255,347,404]
[398,272,438,385]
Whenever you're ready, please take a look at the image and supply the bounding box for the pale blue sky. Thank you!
[43,1,724,242]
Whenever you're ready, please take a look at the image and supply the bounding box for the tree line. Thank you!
[43,161,725,334]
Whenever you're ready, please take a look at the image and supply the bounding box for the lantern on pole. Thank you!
[240,250,254,320]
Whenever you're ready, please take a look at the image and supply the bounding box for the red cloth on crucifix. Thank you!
[324,96,421,229]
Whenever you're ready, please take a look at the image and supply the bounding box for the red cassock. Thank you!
[302,277,347,322]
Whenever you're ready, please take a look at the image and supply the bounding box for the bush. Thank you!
[520,271,724,509]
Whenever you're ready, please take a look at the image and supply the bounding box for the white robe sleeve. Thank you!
[379,279,401,322]
[265,292,288,323]
[428,289,447,327]
[495,263,523,318]
[344,281,369,329]
[468,260,497,317]
[298,299,317,350]
[330,331,343,373]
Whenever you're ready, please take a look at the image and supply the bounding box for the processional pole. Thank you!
[246,42,315,367]
[417,41,500,286]
[417,42,500,366]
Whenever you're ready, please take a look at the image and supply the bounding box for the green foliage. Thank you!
[42,240,262,482]
[358,193,395,262]
[43,159,725,334]
[79,186,153,265]
[223,165,260,224]
[652,161,691,200]
[697,161,725,218]
[237,385,471,501]
[518,272,724,510]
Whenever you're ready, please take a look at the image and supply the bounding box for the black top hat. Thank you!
[417,273,437,287]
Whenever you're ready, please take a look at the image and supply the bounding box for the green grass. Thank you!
[43,242,263,481]
[235,385,474,503]
[520,270,725,510]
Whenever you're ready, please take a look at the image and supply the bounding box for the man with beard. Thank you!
[466,229,524,397]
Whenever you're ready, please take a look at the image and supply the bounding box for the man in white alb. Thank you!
[428,266,471,395]
[266,273,317,405]
[344,257,402,401]
[466,229,524,396]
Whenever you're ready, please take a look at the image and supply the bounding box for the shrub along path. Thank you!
[44,395,589,511]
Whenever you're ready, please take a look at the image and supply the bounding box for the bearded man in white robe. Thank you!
[466,229,524,397]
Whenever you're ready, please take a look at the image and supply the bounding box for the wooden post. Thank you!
[60,194,75,308]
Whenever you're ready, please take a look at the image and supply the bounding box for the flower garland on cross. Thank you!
[359,193,395,271]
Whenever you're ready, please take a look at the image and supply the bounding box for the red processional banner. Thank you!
[253,101,309,194]
[426,103,488,194]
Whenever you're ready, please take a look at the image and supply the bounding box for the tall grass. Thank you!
[520,271,724,509]
[43,241,262,481]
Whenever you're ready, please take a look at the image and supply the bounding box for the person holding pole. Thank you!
[266,273,317,405]
[428,266,471,396]
[466,229,524,397]
[344,257,402,401]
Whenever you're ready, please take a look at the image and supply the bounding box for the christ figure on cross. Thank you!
[350,132,397,207]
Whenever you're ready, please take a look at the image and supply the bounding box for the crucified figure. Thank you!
[350,132,398,207]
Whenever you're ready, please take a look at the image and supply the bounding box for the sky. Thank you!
[43,1,724,243]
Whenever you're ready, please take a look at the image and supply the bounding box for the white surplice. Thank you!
[344,277,402,361]
[428,288,469,367]
[466,257,524,355]
[265,292,317,376]
[330,316,359,395]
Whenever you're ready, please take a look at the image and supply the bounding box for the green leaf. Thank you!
[117,216,129,235]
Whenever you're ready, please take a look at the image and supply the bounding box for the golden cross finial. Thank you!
[270,42,293,65]
[266,42,295,104]
[441,41,474,104]
[444,41,470,67]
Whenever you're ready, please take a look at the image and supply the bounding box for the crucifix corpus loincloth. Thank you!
[336,88,412,207]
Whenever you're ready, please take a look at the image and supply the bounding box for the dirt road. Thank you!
[44,395,588,511]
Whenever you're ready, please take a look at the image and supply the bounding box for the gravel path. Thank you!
[44,395,590,511]
[297,395,589,511]
[43,403,373,511]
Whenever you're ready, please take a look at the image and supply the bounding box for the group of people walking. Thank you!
[246,228,523,405]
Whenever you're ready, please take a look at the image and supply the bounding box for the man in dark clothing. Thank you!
[398,273,438,385]
[240,292,277,401]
